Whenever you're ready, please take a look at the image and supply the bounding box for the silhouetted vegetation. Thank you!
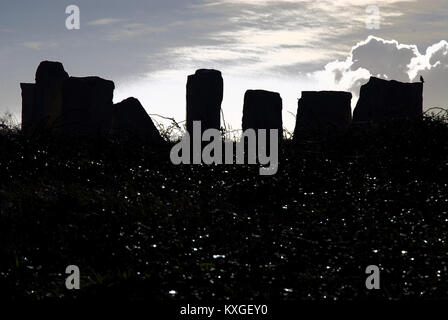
[0,111,447,301]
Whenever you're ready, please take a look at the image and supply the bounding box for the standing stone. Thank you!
[35,61,69,85]
[293,91,352,137]
[35,61,69,127]
[242,90,282,132]
[60,76,115,134]
[20,61,69,134]
[353,77,423,122]
[112,97,164,143]
[186,69,223,136]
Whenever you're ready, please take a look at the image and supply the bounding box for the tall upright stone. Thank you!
[21,61,69,134]
[60,76,115,134]
[35,61,69,85]
[112,97,164,143]
[186,69,223,135]
[293,91,352,137]
[35,61,69,126]
[353,77,423,122]
[242,90,282,132]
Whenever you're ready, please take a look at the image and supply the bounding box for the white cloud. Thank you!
[308,36,448,109]
[350,36,419,81]
[171,0,426,79]
[87,18,123,26]
[204,0,412,5]
[22,41,56,50]
[408,40,448,79]
[409,40,448,109]
[106,23,164,41]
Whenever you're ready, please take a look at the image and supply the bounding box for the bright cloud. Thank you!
[309,36,448,109]
[87,18,123,26]
[22,41,56,50]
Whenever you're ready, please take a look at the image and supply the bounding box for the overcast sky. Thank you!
[1,0,447,131]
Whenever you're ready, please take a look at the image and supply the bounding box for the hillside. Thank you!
[0,114,448,301]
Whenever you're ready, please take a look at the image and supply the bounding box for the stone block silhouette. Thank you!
[242,90,282,132]
[293,91,352,137]
[35,61,69,85]
[113,97,164,143]
[35,61,69,127]
[21,61,165,139]
[21,61,69,133]
[353,77,423,122]
[186,69,223,135]
[60,76,115,134]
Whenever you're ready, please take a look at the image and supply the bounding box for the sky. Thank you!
[0,0,447,132]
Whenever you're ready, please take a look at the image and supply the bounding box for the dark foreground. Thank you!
[0,116,448,302]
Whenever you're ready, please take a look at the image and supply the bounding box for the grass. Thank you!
[0,112,448,302]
